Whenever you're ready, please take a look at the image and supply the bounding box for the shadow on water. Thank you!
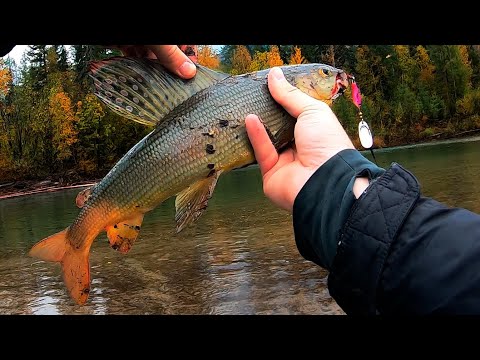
[1,137,480,314]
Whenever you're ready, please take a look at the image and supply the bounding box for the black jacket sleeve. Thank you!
[293,149,480,315]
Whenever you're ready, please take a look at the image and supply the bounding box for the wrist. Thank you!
[292,149,385,270]
[353,177,370,199]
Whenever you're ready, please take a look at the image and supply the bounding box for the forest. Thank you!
[1,45,480,183]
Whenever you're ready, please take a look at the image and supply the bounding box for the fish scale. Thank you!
[29,57,349,305]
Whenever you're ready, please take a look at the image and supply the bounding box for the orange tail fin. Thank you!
[29,228,91,305]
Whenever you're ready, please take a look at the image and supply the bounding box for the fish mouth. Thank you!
[331,71,349,100]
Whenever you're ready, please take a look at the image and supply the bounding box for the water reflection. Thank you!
[2,137,480,314]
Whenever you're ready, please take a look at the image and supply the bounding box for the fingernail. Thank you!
[179,61,196,78]
[271,67,285,80]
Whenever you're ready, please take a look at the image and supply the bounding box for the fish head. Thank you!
[285,64,349,106]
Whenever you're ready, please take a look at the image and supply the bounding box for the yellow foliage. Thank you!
[0,61,12,100]
[415,45,435,84]
[459,45,471,67]
[49,91,79,161]
[394,45,416,86]
[248,45,285,72]
[198,45,220,69]
[76,93,105,120]
[289,46,305,65]
[78,159,97,174]
[231,45,252,75]
[249,51,269,72]
[267,45,284,67]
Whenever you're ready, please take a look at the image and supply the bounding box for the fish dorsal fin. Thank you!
[175,171,222,233]
[89,57,229,126]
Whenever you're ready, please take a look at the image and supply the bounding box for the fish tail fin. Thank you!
[29,228,91,305]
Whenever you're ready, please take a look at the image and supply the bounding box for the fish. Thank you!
[29,57,349,305]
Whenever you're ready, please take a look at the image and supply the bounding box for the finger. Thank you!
[267,67,332,118]
[245,114,279,177]
[148,45,196,79]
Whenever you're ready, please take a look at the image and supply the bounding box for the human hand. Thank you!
[106,45,198,79]
[245,67,362,212]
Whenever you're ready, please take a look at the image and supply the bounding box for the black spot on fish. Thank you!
[135,205,140,208]
[235,135,239,139]
[207,169,215,177]
[207,163,215,169]
[114,224,118,229]
[82,288,90,294]
[230,124,239,129]
[165,94,169,100]
[112,243,120,250]
[135,225,141,231]
[219,119,229,127]
[310,83,315,90]
[206,144,215,154]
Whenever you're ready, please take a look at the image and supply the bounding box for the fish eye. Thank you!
[319,68,330,77]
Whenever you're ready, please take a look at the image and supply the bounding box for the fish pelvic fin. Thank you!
[175,171,222,233]
[29,228,91,305]
[105,213,145,254]
[89,57,229,127]
[75,183,97,208]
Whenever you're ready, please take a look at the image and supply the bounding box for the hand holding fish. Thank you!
[245,67,369,212]
[105,45,198,79]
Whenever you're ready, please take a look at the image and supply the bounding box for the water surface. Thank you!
[1,137,479,314]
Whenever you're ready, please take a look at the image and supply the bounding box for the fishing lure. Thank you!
[348,75,377,164]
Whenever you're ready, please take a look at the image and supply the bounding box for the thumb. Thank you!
[148,45,196,79]
[268,67,331,118]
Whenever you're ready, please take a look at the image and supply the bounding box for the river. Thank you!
[1,137,479,314]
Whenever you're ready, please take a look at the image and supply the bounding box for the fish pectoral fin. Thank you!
[105,213,145,254]
[75,183,97,208]
[175,171,222,233]
[89,57,229,127]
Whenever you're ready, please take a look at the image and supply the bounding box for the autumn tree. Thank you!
[198,45,220,69]
[49,91,78,163]
[289,46,305,65]
[230,45,252,75]
[248,45,285,72]
[0,60,12,100]
[249,51,269,72]
[0,60,13,173]
[415,46,435,84]
[267,45,284,67]
[394,45,418,87]
[428,45,473,116]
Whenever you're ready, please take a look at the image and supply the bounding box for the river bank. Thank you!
[2,131,480,201]
[0,179,98,200]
